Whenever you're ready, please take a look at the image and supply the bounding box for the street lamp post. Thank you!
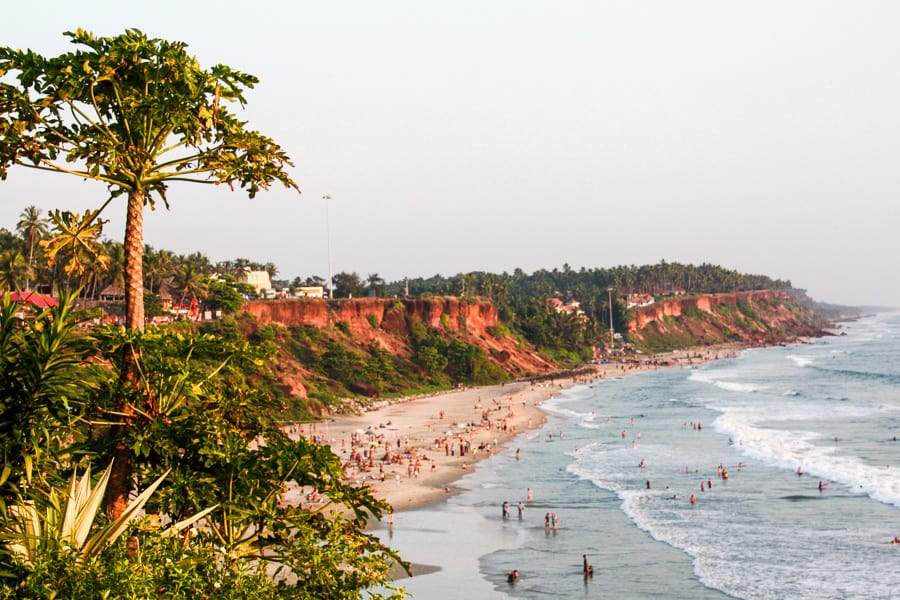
[608,288,615,350]
[323,195,333,299]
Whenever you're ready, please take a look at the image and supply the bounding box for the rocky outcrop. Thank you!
[626,290,826,349]
[241,297,556,377]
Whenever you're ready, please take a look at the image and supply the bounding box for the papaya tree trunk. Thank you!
[123,190,145,332]
[104,190,145,518]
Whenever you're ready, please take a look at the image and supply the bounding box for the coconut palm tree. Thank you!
[230,258,253,281]
[175,264,208,307]
[100,241,126,291]
[15,205,48,290]
[0,250,30,292]
[366,273,385,297]
[143,247,174,294]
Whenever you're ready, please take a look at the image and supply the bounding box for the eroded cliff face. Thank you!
[626,290,825,349]
[242,297,556,378]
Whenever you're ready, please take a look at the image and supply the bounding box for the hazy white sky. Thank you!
[2,2,898,306]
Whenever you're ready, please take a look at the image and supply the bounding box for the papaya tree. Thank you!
[0,29,299,515]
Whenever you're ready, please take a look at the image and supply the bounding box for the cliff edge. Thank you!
[626,290,827,352]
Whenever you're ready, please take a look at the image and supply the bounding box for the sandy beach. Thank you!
[284,346,743,516]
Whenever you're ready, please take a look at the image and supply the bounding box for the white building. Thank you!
[241,270,272,294]
[294,286,325,299]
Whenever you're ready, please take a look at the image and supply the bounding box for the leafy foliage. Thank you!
[0,296,407,597]
[0,291,88,499]
[0,28,298,203]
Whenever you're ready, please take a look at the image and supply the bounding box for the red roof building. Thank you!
[7,291,59,308]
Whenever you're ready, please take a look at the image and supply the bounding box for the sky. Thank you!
[1,1,898,307]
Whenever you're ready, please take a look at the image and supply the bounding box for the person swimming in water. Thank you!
[507,569,519,583]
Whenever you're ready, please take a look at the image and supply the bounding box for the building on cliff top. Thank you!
[240,269,272,295]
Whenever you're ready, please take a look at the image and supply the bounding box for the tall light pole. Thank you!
[608,287,615,350]
[323,195,334,299]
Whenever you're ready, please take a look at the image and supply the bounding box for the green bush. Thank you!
[736,298,759,320]
[487,324,512,339]
[7,526,393,600]
[321,341,364,381]
[683,305,704,319]
[249,323,282,343]
[406,315,429,344]
[197,318,241,341]
[414,345,449,381]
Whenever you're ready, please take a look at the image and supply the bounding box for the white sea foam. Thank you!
[787,354,814,368]
[711,410,900,508]
[713,380,762,393]
[567,410,899,599]
[688,371,764,393]
[540,404,584,421]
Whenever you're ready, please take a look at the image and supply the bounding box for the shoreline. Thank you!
[284,344,749,516]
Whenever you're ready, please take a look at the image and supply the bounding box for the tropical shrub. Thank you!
[0,296,407,598]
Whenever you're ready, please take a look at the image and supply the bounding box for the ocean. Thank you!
[377,312,900,599]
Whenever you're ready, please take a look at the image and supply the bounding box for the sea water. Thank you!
[379,313,900,599]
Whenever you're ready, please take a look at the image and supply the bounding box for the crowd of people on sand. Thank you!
[275,349,736,509]
[277,381,567,507]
